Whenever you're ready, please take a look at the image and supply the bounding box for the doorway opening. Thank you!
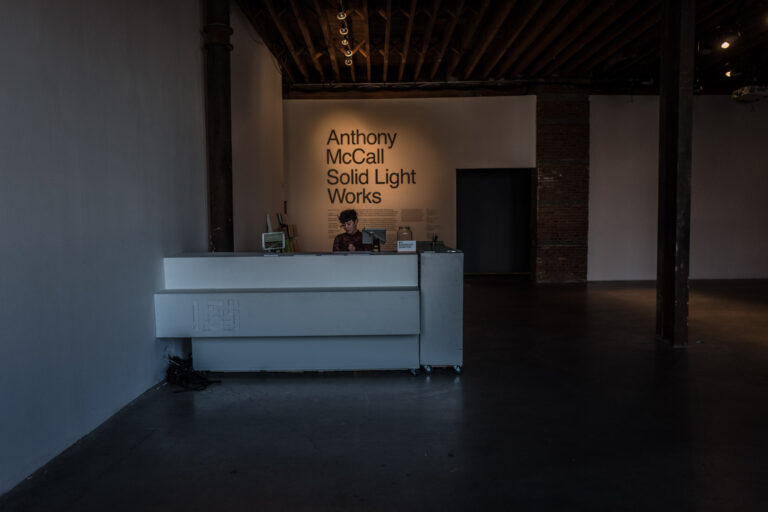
[456,168,534,276]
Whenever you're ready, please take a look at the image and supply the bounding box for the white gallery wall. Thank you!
[231,3,285,251]
[589,95,768,280]
[283,96,536,252]
[0,0,207,495]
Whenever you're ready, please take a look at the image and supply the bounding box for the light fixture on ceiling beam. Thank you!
[718,28,741,50]
[345,58,352,66]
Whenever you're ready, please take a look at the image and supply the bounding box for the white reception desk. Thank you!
[154,251,462,372]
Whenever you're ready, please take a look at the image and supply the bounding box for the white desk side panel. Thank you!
[163,253,418,289]
[155,289,420,337]
[419,252,463,366]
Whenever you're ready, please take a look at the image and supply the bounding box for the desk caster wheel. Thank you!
[410,368,418,376]
[423,365,432,375]
[453,365,461,374]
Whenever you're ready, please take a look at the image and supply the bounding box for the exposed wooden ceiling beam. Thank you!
[611,42,658,75]
[429,0,463,80]
[263,0,309,82]
[444,0,490,80]
[697,0,740,27]
[526,0,614,76]
[481,0,551,79]
[493,0,570,78]
[398,0,418,81]
[235,1,295,83]
[289,0,324,82]
[579,10,661,73]
[562,2,660,74]
[363,0,371,81]
[382,0,391,81]
[462,1,517,80]
[538,0,639,76]
[413,0,441,81]
[606,0,741,77]
[312,0,341,82]
[506,0,590,76]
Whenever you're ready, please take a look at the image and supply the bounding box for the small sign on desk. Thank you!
[397,240,417,252]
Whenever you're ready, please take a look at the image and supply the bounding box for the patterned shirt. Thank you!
[333,231,372,252]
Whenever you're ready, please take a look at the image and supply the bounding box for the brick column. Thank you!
[535,87,589,283]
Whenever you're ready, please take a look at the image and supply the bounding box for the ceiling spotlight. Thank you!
[345,48,353,57]
[725,70,732,77]
[341,37,349,46]
[720,40,731,49]
[340,25,349,36]
[345,58,352,66]
[337,11,346,20]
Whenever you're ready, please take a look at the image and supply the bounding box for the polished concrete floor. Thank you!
[2,279,768,511]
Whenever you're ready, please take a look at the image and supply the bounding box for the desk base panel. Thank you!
[192,336,420,372]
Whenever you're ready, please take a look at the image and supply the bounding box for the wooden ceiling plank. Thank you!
[413,0,441,81]
[538,0,640,76]
[562,1,660,74]
[444,0,490,80]
[235,1,296,82]
[526,0,615,76]
[697,0,740,27]
[579,11,661,73]
[462,1,518,80]
[383,0,391,81]
[289,0,325,82]
[506,0,590,76]
[364,0,372,81]
[483,0,557,79]
[312,0,341,82]
[398,0,419,82]
[611,41,658,75]
[263,0,310,81]
[494,0,570,77]
[429,0,463,80]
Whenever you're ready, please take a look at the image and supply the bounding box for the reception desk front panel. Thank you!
[155,252,461,372]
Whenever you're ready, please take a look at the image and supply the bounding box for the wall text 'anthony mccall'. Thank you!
[326,129,397,149]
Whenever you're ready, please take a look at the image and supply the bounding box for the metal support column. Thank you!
[203,0,234,252]
[656,0,695,347]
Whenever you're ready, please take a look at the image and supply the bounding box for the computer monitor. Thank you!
[361,228,386,245]
[262,231,285,251]
[361,228,386,252]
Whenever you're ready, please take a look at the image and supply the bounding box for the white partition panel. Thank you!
[155,288,419,337]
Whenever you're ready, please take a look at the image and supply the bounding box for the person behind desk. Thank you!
[333,209,373,252]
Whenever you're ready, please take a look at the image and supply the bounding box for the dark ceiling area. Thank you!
[239,0,768,97]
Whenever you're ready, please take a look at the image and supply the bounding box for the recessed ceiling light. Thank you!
[720,40,731,49]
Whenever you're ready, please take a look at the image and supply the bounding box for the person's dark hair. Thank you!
[338,209,358,224]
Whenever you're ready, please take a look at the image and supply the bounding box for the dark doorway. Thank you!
[457,168,532,275]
